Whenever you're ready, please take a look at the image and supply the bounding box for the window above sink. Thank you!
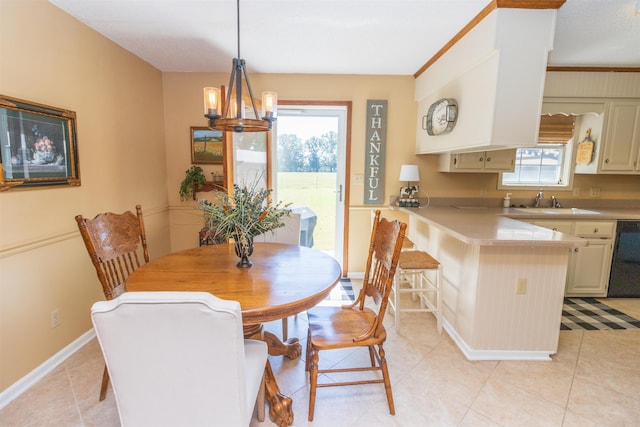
[499,114,576,191]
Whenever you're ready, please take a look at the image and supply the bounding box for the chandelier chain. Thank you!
[202,0,276,132]
[236,0,241,59]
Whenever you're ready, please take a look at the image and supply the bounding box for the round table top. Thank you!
[126,242,342,325]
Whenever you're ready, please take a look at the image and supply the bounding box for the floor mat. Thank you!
[326,278,355,301]
[561,297,640,331]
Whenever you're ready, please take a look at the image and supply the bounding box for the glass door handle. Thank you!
[333,185,343,202]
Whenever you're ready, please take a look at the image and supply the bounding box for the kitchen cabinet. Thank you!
[438,149,516,173]
[530,220,573,235]
[567,239,612,297]
[532,220,615,297]
[599,100,640,173]
[402,207,576,360]
[573,99,640,175]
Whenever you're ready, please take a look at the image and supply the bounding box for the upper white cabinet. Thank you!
[599,100,640,173]
[415,9,557,154]
[571,99,640,175]
[438,149,516,173]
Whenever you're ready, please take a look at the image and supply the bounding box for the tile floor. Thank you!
[1,281,639,427]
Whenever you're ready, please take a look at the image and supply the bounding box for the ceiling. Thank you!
[48,0,640,75]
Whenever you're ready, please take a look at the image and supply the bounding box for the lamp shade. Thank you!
[399,165,420,182]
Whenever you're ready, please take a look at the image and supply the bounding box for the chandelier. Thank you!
[203,0,277,133]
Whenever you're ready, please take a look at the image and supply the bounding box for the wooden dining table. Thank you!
[126,242,342,427]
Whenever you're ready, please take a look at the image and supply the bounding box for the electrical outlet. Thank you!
[353,174,364,184]
[573,187,581,197]
[51,309,60,328]
[516,278,527,295]
[589,187,601,198]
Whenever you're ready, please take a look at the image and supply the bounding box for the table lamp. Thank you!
[399,164,420,207]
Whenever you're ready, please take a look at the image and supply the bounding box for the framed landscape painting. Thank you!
[0,95,80,191]
[191,127,224,164]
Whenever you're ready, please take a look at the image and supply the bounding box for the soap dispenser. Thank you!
[503,193,512,208]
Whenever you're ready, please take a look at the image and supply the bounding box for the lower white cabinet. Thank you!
[566,239,612,297]
[531,220,615,297]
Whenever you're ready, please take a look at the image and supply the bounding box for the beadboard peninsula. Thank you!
[395,206,586,361]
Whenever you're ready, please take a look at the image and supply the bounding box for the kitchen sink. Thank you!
[513,207,600,215]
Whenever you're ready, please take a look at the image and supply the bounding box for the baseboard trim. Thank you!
[0,329,96,410]
[444,320,553,361]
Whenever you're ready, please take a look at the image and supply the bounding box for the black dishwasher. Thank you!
[608,221,640,297]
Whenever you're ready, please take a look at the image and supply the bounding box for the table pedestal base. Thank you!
[244,324,296,427]
[244,324,302,359]
[264,360,294,427]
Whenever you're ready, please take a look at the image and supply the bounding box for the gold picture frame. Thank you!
[0,95,80,191]
[190,126,224,164]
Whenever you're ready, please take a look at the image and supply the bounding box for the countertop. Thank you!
[503,207,640,221]
[393,205,640,247]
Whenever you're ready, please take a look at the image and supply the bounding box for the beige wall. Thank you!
[162,72,418,272]
[0,0,171,392]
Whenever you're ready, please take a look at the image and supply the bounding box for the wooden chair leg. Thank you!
[368,345,376,367]
[99,365,109,401]
[305,329,312,372]
[282,317,288,341]
[308,349,319,421]
[379,345,395,415]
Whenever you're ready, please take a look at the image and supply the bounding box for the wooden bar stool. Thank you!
[402,237,417,251]
[389,249,442,333]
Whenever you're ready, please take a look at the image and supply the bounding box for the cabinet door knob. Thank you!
[594,228,599,233]
[479,157,484,162]
[605,159,610,163]
[486,157,491,162]
[574,248,579,252]
[552,227,558,231]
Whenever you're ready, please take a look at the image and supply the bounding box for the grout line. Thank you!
[64,364,85,426]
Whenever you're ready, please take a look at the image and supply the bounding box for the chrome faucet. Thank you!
[533,189,544,207]
[551,195,562,208]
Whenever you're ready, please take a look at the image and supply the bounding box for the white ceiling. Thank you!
[48,0,640,75]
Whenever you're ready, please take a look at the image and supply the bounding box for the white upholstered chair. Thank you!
[256,213,302,341]
[91,291,267,427]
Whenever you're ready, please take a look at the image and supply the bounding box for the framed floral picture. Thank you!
[190,126,224,164]
[0,95,80,191]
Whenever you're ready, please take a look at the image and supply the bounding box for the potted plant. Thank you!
[199,181,291,267]
[179,166,207,201]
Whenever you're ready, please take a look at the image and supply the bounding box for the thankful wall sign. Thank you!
[364,100,387,204]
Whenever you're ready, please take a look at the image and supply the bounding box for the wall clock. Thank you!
[424,98,458,136]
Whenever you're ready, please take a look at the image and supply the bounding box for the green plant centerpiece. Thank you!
[179,166,207,201]
[199,181,291,268]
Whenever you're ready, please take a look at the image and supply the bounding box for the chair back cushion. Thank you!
[91,291,264,427]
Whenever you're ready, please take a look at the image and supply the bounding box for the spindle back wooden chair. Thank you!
[305,209,406,421]
[75,204,149,401]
